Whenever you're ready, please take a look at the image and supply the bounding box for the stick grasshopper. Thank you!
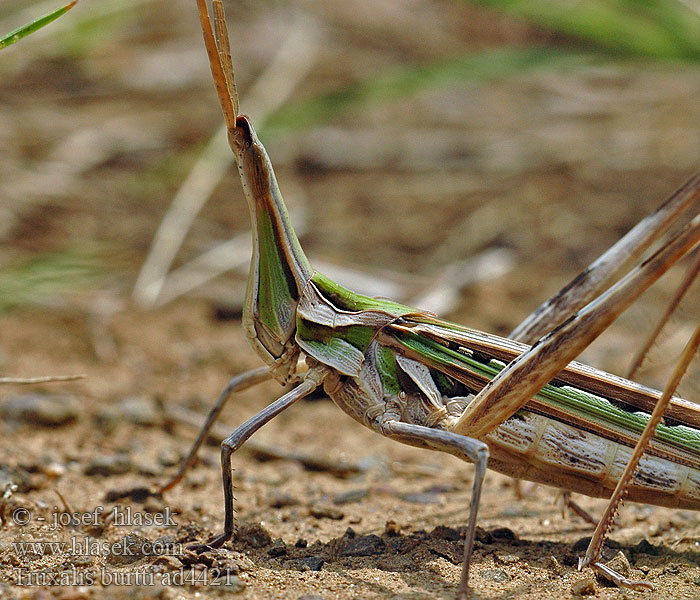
[160,1,700,597]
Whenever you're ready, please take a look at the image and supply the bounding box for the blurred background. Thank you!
[2,0,699,390]
[2,2,700,597]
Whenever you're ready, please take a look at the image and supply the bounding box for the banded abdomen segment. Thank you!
[484,410,700,510]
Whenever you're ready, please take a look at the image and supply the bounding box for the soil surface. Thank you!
[1,1,700,599]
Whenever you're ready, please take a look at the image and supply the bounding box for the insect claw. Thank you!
[591,561,655,591]
[577,556,587,571]
[188,533,229,553]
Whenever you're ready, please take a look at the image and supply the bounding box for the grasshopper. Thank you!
[160,1,700,597]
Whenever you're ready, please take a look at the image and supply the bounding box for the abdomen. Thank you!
[476,409,700,510]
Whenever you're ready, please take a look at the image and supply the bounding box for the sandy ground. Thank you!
[1,1,700,599]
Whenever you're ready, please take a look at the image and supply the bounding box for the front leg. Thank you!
[160,366,271,493]
[191,366,327,551]
[382,420,489,600]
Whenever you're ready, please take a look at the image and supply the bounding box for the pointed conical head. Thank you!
[230,116,312,381]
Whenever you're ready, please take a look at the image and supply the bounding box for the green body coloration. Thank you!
[298,272,700,455]
[232,116,312,381]
[288,266,700,510]
[231,112,700,476]
[386,326,700,453]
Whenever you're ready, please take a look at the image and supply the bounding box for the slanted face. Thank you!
[230,115,312,381]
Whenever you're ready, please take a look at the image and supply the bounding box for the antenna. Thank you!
[195,0,238,131]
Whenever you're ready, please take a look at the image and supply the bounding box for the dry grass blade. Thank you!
[583,317,700,569]
[212,0,238,117]
[457,212,700,438]
[626,248,700,379]
[0,375,85,384]
[511,171,700,342]
[194,0,236,130]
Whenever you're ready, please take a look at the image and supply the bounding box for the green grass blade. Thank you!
[261,1,700,139]
[0,1,78,51]
[261,46,594,136]
[472,0,700,60]
[0,249,102,313]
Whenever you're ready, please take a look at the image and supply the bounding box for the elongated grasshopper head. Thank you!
[232,115,313,381]
[196,0,312,382]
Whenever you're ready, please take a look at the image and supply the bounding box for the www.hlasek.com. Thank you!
[11,535,184,559]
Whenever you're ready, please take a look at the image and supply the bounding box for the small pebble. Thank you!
[70,555,94,568]
[384,520,401,536]
[400,492,440,504]
[295,538,308,548]
[267,538,287,557]
[268,492,299,508]
[151,555,182,572]
[341,534,386,557]
[547,555,564,575]
[490,527,517,541]
[237,522,272,548]
[309,505,344,520]
[84,454,132,477]
[43,462,67,478]
[218,552,254,573]
[1,394,78,427]
[480,568,511,582]
[333,488,368,505]
[496,553,520,565]
[572,578,596,596]
[106,534,149,566]
[119,395,161,426]
[300,556,324,572]
[104,485,154,503]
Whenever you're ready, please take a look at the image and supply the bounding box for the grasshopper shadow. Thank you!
[192,522,700,598]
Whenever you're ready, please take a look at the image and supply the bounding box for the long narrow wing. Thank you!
[376,314,700,467]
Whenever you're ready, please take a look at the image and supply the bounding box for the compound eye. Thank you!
[234,116,254,147]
